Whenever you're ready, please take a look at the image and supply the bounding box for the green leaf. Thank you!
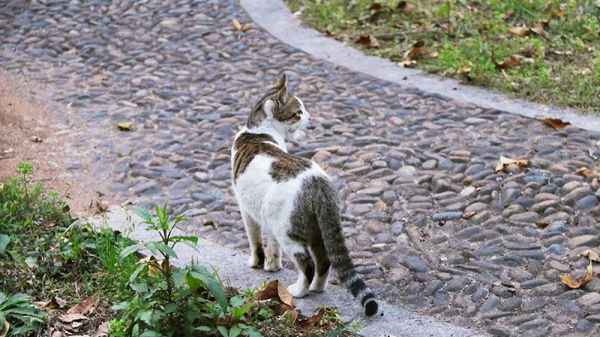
[232,303,253,321]
[155,243,178,259]
[129,263,148,284]
[134,206,151,221]
[140,330,163,337]
[243,328,263,337]
[130,282,149,293]
[170,235,198,245]
[145,242,159,255]
[188,266,227,311]
[8,250,26,268]
[0,235,10,255]
[0,293,30,309]
[164,303,180,314]
[230,295,244,307]
[119,242,145,261]
[139,309,154,325]
[229,325,242,337]
[171,268,187,288]
[111,301,130,311]
[217,326,229,337]
[194,326,212,332]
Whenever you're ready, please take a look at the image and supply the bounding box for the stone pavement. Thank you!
[1,1,600,336]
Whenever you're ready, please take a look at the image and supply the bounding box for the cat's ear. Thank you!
[273,74,288,89]
[274,86,288,107]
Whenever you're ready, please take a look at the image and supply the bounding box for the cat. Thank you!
[231,74,379,316]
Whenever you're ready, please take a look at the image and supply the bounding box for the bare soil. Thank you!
[0,71,96,214]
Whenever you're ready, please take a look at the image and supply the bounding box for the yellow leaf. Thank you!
[559,261,593,289]
[542,117,571,130]
[575,167,600,178]
[1,321,9,337]
[496,155,530,173]
[508,26,530,36]
[232,18,242,31]
[116,122,132,131]
[580,249,600,262]
[462,211,476,219]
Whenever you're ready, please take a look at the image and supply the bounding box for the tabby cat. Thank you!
[231,75,378,316]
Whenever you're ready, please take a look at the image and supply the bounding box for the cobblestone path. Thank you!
[2,1,600,336]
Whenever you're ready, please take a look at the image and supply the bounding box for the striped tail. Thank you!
[314,178,379,316]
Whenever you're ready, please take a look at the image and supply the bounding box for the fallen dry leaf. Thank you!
[542,117,571,130]
[535,221,550,229]
[277,281,295,308]
[1,321,9,337]
[580,249,600,262]
[575,167,600,178]
[508,26,530,36]
[397,59,416,67]
[116,121,132,131]
[232,19,242,31]
[530,25,545,36]
[492,52,524,69]
[552,50,573,56]
[399,40,424,67]
[495,155,530,173]
[560,261,593,289]
[35,296,68,310]
[91,322,110,337]
[356,34,380,48]
[521,44,536,57]
[50,330,63,337]
[462,211,476,219]
[58,313,89,323]
[503,8,515,21]
[551,8,565,19]
[297,308,325,328]
[397,1,413,14]
[67,294,99,315]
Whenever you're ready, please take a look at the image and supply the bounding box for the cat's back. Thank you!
[232,131,320,187]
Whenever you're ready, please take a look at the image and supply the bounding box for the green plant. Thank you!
[0,292,45,336]
[107,318,128,337]
[115,204,236,336]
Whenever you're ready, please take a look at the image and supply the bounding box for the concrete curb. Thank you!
[87,206,488,337]
[240,0,600,132]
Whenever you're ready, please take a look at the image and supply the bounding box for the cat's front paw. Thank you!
[264,256,282,272]
[247,255,263,268]
[287,282,309,298]
[309,277,328,293]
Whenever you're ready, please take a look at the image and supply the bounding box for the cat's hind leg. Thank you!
[241,211,264,268]
[282,242,315,298]
[264,231,282,272]
[309,240,331,292]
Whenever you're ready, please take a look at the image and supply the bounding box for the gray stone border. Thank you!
[87,206,488,337]
[240,0,600,132]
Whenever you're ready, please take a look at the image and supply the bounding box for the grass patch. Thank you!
[287,0,600,113]
[0,163,357,336]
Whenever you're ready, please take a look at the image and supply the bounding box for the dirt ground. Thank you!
[0,71,96,215]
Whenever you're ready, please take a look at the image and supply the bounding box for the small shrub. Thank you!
[0,292,45,336]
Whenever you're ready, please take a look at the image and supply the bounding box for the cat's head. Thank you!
[247,74,309,140]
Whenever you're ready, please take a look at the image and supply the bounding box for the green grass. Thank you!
[0,162,138,335]
[287,0,600,113]
[0,163,357,336]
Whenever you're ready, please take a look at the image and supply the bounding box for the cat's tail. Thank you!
[313,177,379,317]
